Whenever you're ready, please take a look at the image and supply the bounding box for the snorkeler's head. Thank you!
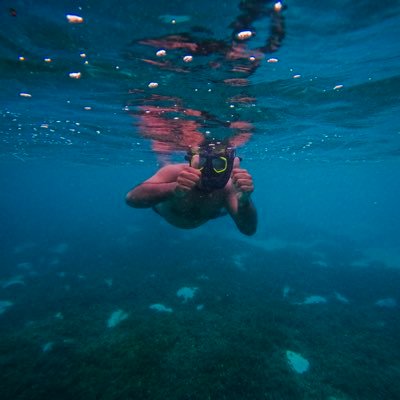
[185,140,236,192]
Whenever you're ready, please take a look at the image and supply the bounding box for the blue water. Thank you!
[1,1,400,399]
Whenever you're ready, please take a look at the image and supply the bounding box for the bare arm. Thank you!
[225,158,257,236]
[125,161,201,208]
[125,165,180,208]
[226,190,257,236]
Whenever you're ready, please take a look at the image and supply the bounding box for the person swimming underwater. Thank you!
[125,140,257,235]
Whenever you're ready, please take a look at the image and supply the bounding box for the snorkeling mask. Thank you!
[185,144,236,192]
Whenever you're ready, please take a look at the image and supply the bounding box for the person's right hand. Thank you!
[175,154,202,196]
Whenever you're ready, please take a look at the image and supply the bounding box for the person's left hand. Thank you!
[231,157,254,203]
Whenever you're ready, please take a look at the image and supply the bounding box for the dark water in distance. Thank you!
[1,1,400,399]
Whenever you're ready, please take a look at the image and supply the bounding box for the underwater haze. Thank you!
[1,1,400,399]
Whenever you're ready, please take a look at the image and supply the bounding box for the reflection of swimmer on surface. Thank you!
[133,102,253,157]
[126,140,257,236]
[133,0,285,77]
